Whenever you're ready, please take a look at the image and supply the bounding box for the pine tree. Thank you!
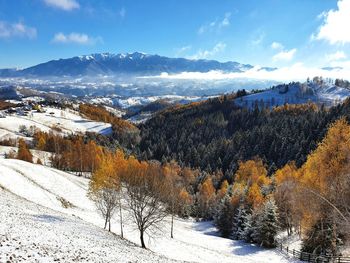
[242,212,254,243]
[302,219,342,255]
[254,198,279,248]
[233,205,247,240]
[214,194,235,238]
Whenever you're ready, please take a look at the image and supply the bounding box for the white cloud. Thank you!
[0,21,37,39]
[198,13,231,34]
[189,42,226,60]
[273,48,297,62]
[175,45,192,56]
[52,32,102,45]
[251,32,265,46]
[220,12,231,28]
[325,51,347,62]
[43,0,79,11]
[314,0,350,44]
[119,7,126,19]
[271,42,283,50]
[140,63,350,82]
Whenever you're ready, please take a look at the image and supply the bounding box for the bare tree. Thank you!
[124,160,168,249]
[90,187,119,232]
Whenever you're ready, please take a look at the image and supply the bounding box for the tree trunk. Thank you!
[171,213,174,238]
[104,216,108,229]
[108,218,111,232]
[119,202,123,238]
[140,230,146,249]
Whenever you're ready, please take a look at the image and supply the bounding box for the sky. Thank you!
[0,0,349,73]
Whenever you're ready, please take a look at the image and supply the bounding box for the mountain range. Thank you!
[0,52,275,77]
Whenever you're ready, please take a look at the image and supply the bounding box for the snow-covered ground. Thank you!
[0,188,177,263]
[235,82,350,108]
[0,146,52,165]
[0,107,112,141]
[0,158,300,263]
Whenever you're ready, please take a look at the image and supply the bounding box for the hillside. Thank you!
[0,185,176,263]
[0,158,298,263]
[139,94,350,176]
[0,106,112,141]
[235,81,350,108]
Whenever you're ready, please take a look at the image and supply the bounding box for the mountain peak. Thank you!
[6,52,260,77]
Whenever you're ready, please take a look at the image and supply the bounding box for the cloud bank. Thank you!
[314,0,350,44]
[52,32,102,45]
[43,0,80,11]
[140,63,350,83]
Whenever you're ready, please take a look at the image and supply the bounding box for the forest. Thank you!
[2,95,350,255]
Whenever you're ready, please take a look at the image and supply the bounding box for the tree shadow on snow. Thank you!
[33,214,65,223]
[231,240,270,255]
[192,221,220,237]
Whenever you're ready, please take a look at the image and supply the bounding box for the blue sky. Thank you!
[0,0,349,70]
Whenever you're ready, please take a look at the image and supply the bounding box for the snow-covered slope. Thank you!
[0,107,112,141]
[0,158,299,263]
[0,187,176,263]
[235,82,350,108]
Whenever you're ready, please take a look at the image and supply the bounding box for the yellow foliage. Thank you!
[247,183,264,208]
[235,159,268,187]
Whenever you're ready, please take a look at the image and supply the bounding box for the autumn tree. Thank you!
[163,160,182,238]
[299,118,350,254]
[234,159,270,209]
[273,162,300,236]
[177,188,193,217]
[123,158,168,248]
[197,177,216,220]
[89,151,125,233]
[17,139,33,163]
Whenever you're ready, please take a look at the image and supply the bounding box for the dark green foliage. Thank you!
[233,205,247,240]
[214,194,235,238]
[139,95,350,182]
[302,219,342,256]
[242,213,254,243]
[253,198,279,248]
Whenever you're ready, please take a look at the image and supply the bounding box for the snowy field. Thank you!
[0,107,112,141]
[0,146,52,165]
[235,83,350,108]
[0,188,177,263]
[0,158,300,263]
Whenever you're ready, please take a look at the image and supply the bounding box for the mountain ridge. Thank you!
[0,52,276,77]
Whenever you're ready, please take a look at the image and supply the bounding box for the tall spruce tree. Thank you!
[214,194,235,238]
[254,198,279,248]
[233,205,247,240]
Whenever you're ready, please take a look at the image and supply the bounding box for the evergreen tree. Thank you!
[242,212,254,243]
[214,194,235,238]
[302,219,342,255]
[254,198,279,248]
[233,205,247,240]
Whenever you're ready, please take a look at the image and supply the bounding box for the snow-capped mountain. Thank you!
[1,52,262,77]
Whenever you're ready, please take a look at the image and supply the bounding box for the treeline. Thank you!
[0,100,15,110]
[139,95,350,180]
[32,131,104,174]
[79,104,140,148]
[88,150,194,248]
[188,118,349,253]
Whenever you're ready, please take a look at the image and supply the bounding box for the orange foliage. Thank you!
[234,159,271,208]
[16,139,33,163]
